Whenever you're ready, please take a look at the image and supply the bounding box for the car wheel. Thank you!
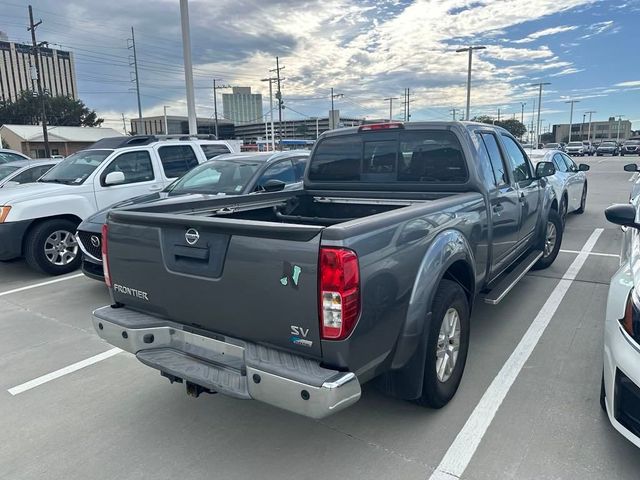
[600,371,607,412]
[575,183,587,214]
[24,219,81,275]
[415,279,470,409]
[533,208,563,270]
[560,195,568,224]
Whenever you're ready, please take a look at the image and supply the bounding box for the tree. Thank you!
[0,91,103,127]
[471,115,527,138]
[540,132,555,144]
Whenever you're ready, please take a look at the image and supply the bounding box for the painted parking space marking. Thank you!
[0,273,84,298]
[428,228,603,480]
[8,347,122,396]
[559,249,619,258]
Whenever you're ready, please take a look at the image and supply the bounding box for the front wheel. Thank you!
[415,279,470,408]
[24,219,81,275]
[532,209,563,270]
[575,183,587,214]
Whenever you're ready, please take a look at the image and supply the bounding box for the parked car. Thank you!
[91,121,562,419]
[0,135,240,275]
[620,140,640,156]
[543,143,561,150]
[566,141,587,156]
[596,141,620,156]
[0,159,60,188]
[0,148,30,164]
[528,149,589,221]
[77,151,309,281]
[582,141,596,155]
[602,202,640,449]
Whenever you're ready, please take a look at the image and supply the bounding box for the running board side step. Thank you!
[481,250,543,305]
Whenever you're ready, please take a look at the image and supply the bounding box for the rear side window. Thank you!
[478,133,508,186]
[158,145,199,178]
[293,158,307,180]
[200,144,230,159]
[309,130,467,183]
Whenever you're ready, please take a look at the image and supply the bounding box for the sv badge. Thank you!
[290,325,309,338]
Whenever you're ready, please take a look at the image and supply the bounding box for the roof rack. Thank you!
[88,134,219,149]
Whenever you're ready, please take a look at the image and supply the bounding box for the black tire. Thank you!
[532,208,563,270]
[415,279,470,408]
[575,183,587,214]
[600,371,607,412]
[24,219,81,275]
[560,195,568,225]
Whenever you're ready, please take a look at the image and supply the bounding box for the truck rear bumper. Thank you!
[92,306,361,419]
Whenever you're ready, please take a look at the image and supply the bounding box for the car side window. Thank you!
[101,151,154,186]
[561,154,577,172]
[478,132,508,186]
[158,145,199,178]
[552,154,568,173]
[257,160,296,189]
[11,167,39,184]
[501,135,532,183]
[292,157,308,181]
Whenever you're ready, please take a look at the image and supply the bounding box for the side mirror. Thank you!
[104,171,125,186]
[605,204,638,228]
[260,179,286,192]
[535,161,555,178]
[578,164,590,172]
[624,164,639,172]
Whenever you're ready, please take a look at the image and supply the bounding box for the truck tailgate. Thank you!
[107,211,325,358]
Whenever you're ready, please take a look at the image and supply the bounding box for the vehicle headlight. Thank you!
[0,206,11,223]
[621,289,640,343]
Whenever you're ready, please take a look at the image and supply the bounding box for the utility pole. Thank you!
[270,57,285,149]
[329,88,343,129]
[402,88,411,122]
[616,115,625,142]
[580,113,586,140]
[163,106,170,134]
[127,27,143,132]
[260,77,276,150]
[450,108,458,121]
[212,79,231,138]
[497,108,501,122]
[179,0,197,136]
[565,100,579,142]
[531,82,550,148]
[384,97,399,122]
[121,113,127,135]
[520,102,526,125]
[586,110,596,142]
[28,5,50,157]
[456,45,486,121]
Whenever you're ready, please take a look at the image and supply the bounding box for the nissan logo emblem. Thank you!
[185,228,200,245]
[90,235,101,248]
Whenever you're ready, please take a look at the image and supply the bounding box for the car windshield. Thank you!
[169,159,262,194]
[601,142,616,146]
[38,150,112,185]
[544,144,559,148]
[0,165,20,181]
[568,142,582,146]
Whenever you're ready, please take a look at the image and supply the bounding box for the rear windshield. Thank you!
[309,130,467,183]
[0,165,20,180]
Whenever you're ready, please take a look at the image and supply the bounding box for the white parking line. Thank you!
[0,273,84,297]
[7,347,122,396]
[560,249,619,258]
[429,228,603,480]
[628,173,638,182]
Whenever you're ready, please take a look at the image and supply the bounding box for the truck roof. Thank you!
[88,134,225,150]
[318,121,507,139]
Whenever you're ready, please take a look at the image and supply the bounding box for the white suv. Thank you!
[0,135,239,275]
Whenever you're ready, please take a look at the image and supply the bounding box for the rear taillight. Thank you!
[319,247,360,340]
[358,122,404,132]
[101,223,111,287]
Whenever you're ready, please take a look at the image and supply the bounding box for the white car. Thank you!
[0,135,240,275]
[528,149,589,220]
[0,159,60,189]
[565,141,586,156]
[602,202,640,449]
[0,148,30,163]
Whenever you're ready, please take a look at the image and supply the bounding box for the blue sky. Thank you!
[1,0,638,133]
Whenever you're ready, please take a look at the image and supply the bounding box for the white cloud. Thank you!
[616,81,640,87]
[580,20,617,39]
[512,25,579,43]
[549,67,584,77]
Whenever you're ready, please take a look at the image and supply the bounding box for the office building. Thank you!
[553,117,632,143]
[222,87,263,125]
[0,39,77,102]
[131,116,235,139]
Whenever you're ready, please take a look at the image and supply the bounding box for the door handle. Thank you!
[519,193,526,203]
[148,185,163,192]
[492,204,504,215]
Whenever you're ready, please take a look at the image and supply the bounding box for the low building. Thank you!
[553,118,632,143]
[234,116,364,143]
[130,116,234,139]
[0,124,123,158]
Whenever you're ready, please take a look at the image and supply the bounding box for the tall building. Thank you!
[0,39,78,103]
[222,87,263,125]
[553,117,632,143]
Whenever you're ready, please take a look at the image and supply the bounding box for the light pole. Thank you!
[616,115,625,142]
[261,77,276,151]
[586,110,596,143]
[330,88,343,129]
[520,102,526,124]
[565,100,580,142]
[163,106,170,134]
[179,0,197,135]
[531,82,550,147]
[384,97,399,122]
[456,45,486,121]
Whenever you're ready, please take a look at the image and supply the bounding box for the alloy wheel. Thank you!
[543,221,557,258]
[436,308,461,383]
[44,230,79,266]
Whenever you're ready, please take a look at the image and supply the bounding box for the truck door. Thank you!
[500,134,540,243]
[477,132,521,267]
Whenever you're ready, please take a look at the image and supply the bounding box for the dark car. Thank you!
[621,140,640,156]
[91,121,562,418]
[596,141,620,156]
[76,151,309,280]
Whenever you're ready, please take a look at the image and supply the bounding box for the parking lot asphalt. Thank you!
[2,154,640,480]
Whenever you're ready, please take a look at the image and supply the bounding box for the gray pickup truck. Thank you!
[92,122,561,419]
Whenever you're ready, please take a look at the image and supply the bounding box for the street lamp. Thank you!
[616,115,625,142]
[565,100,580,142]
[531,82,550,147]
[456,45,486,121]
